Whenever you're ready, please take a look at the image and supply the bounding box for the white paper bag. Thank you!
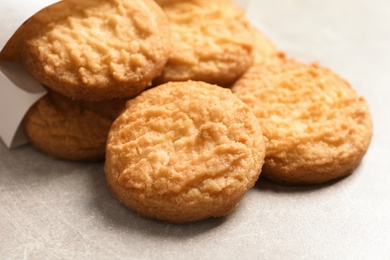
[0,0,59,148]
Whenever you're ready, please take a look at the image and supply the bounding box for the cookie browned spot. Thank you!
[21,0,170,101]
[153,0,254,86]
[232,58,373,185]
[23,90,126,161]
[105,81,265,223]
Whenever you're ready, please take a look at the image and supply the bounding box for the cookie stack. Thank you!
[3,0,372,223]
[5,0,170,161]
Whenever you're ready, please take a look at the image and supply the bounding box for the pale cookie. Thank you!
[105,81,265,223]
[153,0,254,86]
[232,58,373,185]
[23,90,126,161]
[21,0,170,101]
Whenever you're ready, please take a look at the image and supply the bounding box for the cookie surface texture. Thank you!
[23,91,125,161]
[105,81,265,223]
[154,0,253,86]
[21,0,170,101]
[232,58,373,185]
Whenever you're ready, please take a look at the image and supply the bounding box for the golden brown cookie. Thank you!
[105,81,265,223]
[231,58,373,185]
[153,0,254,86]
[23,90,126,161]
[21,0,170,101]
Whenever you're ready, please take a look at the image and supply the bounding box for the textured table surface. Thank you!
[1,0,390,259]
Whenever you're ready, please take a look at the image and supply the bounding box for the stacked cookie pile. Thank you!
[1,0,373,223]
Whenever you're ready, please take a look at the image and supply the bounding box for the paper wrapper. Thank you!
[0,0,58,148]
[0,0,250,149]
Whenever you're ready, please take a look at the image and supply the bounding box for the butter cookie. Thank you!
[23,90,125,161]
[232,58,373,184]
[21,0,170,101]
[154,0,253,86]
[105,81,265,223]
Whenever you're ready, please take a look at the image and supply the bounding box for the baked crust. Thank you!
[105,81,265,223]
[232,57,373,184]
[21,0,170,101]
[154,0,254,86]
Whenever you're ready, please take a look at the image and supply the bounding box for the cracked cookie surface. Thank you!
[251,26,278,64]
[105,81,265,223]
[22,0,170,101]
[154,0,253,86]
[232,58,373,184]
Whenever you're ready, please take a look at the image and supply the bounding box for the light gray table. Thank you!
[1,0,389,259]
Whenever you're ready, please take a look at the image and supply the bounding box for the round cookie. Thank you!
[153,0,254,86]
[23,90,126,161]
[21,0,170,101]
[231,58,373,185]
[105,81,265,223]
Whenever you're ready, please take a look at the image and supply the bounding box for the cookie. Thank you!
[153,0,254,86]
[21,0,170,101]
[23,90,126,161]
[105,81,265,223]
[231,58,373,185]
